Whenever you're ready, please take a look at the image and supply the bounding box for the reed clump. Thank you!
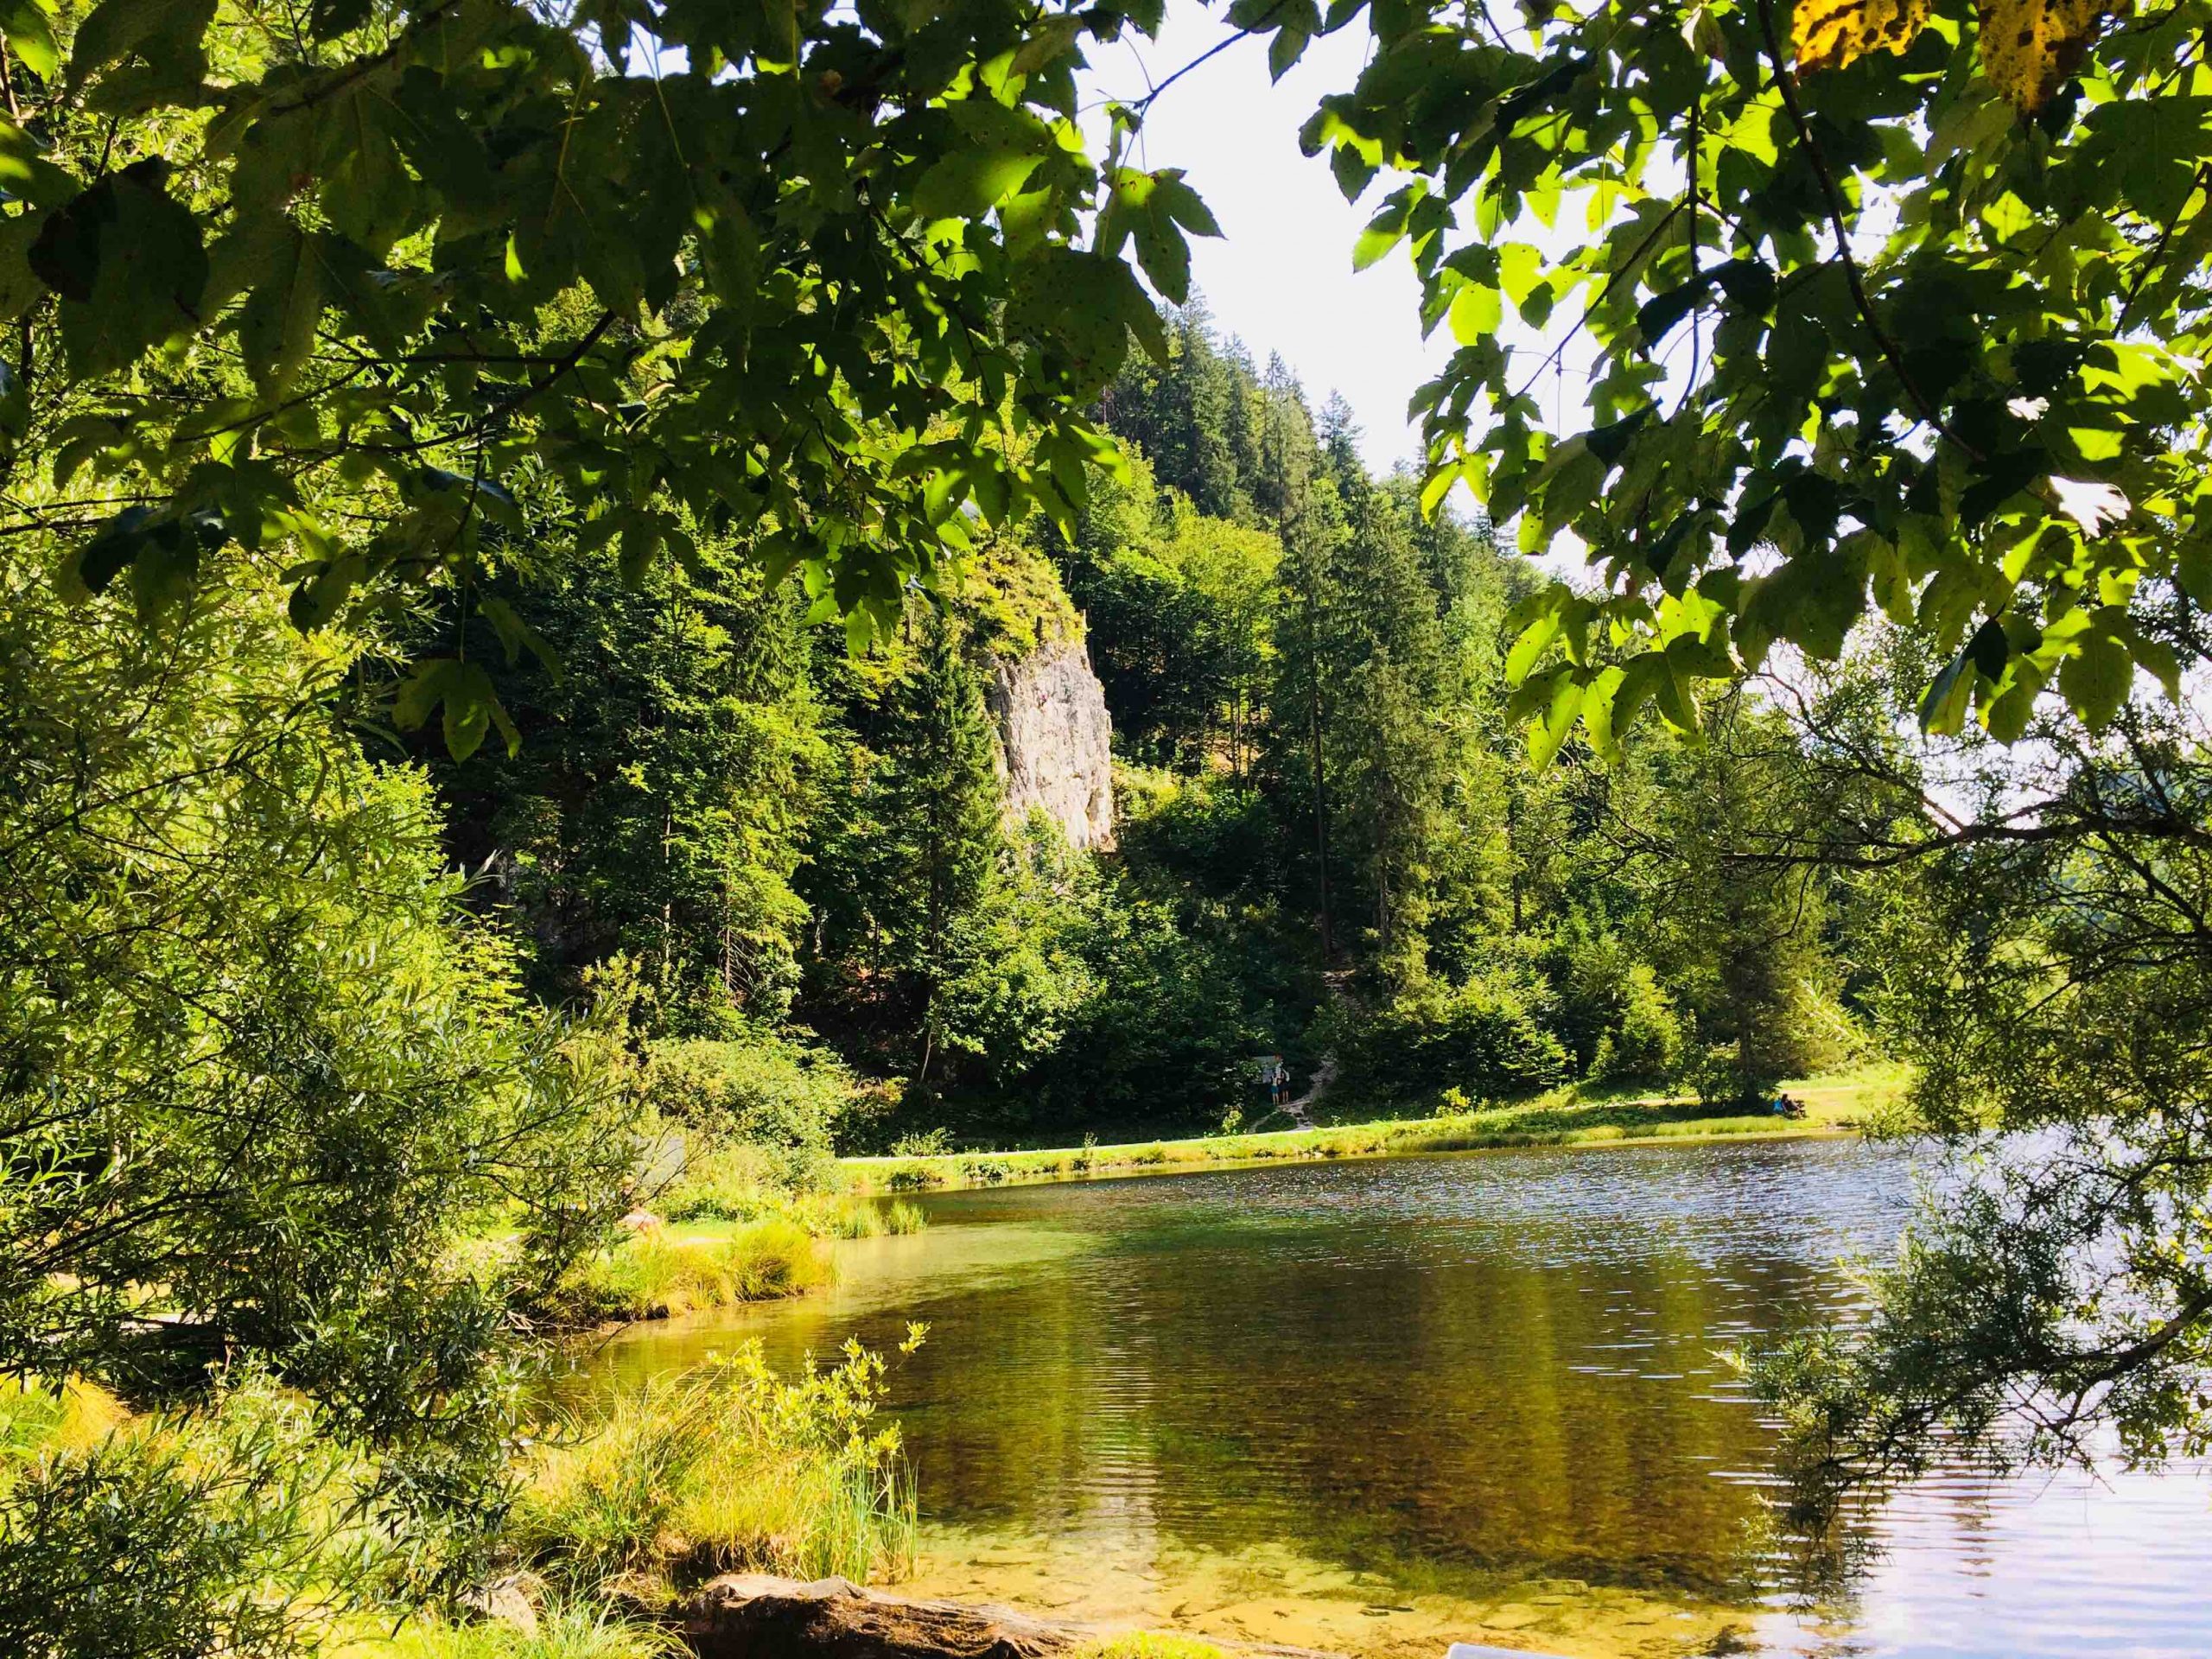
[552,1219,832,1325]
[514,1340,921,1595]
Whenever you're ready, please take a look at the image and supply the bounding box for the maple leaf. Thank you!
[1978,0,2132,111]
[1791,0,1932,76]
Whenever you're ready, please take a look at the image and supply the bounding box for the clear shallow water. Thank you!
[586,1140,2212,1658]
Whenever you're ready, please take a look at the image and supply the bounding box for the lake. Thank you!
[585,1138,2211,1658]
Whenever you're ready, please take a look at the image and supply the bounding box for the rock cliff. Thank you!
[985,633,1115,852]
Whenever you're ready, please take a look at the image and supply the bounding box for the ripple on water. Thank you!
[593,1139,2212,1659]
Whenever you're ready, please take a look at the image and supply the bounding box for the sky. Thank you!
[1079,16,1446,476]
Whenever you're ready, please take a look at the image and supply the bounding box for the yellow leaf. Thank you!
[1977,0,2130,112]
[1792,0,1933,76]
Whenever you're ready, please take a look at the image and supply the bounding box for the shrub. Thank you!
[0,1374,365,1659]
[1345,969,1571,1103]
[515,1341,919,1592]
[1589,963,1687,1087]
[643,1030,853,1189]
[658,1142,782,1224]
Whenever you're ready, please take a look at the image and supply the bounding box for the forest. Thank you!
[410,300,1870,1156]
[5,0,2212,1656]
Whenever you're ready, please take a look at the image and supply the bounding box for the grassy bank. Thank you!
[543,1141,929,1325]
[842,1066,1903,1192]
[4,1343,922,1659]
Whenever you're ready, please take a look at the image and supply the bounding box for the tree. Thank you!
[804,607,1004,1080]
[1725,637,2212,1494]
[1327,477,1449,981]
[1633,695,1852,1101]
[1277,0,2212,756]
[422,539,828,1029]
[1052,456,1280,770]
[1255,359,1346,958]
[0,542,632,1576]
[0,0,1204,752]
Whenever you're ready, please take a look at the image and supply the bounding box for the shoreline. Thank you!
[841,1068,1901,1193]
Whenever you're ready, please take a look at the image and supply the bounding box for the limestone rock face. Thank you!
[984,634,1114,852]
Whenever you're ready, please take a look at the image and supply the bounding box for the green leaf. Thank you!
[1917,645,1976,735]
[0,0,58,80]
[66,505,156,596]
[239,227,324,402]
[0,211,43,321]
[1504,606,1562,684]
[916,102,1052,221]
[915,145,1046,223]
[1636,272,1713,344]
[1352,198,1409,270]
[392,658,513,760]
[1447,283,1502,343]
[2058,626,2131,729]
[0,118,79,208]
[30,159,207,378]
[1527,672,1586,768]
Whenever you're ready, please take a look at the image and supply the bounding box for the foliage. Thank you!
[1338,967,1573,1106]
[1544,918,1688,1088]
[1052,454,1280,768]
[1273,0,2212,753]
[423,542,829,1029]
[644,1029,855,1188]
[1740,652,2212,1491]
[0,544,634,1551]
[0,1371,377,1659]
[0,0,1212,752]
[516,1340,920,1592]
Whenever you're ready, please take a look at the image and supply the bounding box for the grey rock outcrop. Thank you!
[985,634,1114,852]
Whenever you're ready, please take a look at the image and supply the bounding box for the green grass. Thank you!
[1068,1637,1229,1659]
[340,1602,682,1659]
[515,1345,918,1594]
[842,1066,1904,1192]
[551,1218,833,1324]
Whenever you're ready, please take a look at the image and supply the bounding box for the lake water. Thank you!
[586,1139,2212,1658]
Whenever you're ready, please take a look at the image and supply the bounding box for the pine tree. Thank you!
[876,610,1005,1078]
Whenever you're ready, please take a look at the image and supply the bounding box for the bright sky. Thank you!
[1082,15,1445,476]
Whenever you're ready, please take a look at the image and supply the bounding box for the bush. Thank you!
[1543,918,1686,1087]
[515,1341,918,1592]
[657,1141,784,1224]
[0,1374,366,1659]
[643,1030,854,1188]
[1589,963,1687,1087]
[1344,969,1571,1103]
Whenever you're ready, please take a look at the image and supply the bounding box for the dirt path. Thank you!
[1281,1053,1335,1128]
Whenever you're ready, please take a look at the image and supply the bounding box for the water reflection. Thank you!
[586,1140,2212,1657]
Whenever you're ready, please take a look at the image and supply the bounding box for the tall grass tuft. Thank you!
[784,1196,929,1239]
[516,1336,922,1595]
[351,1599,683,1659]
[555,1219,831,1323]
